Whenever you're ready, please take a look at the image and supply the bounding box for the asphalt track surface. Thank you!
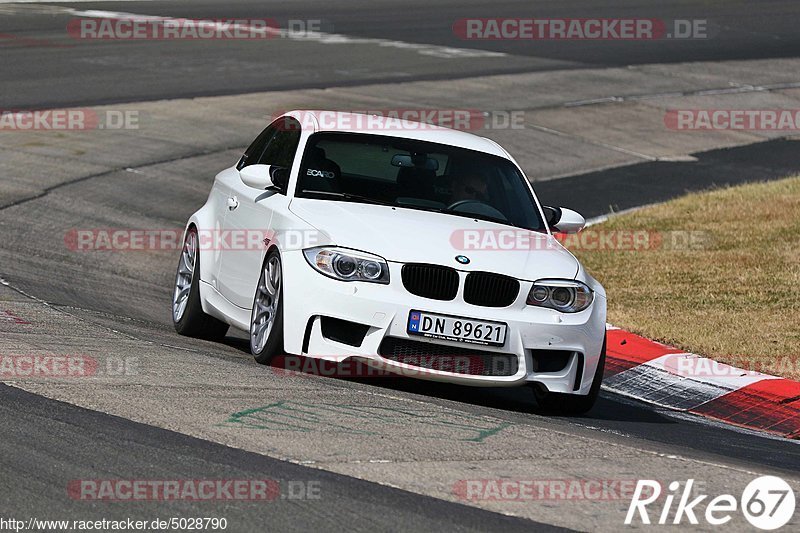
[0,383,562,531]
[1,0,800,108]
[2,1,800,531]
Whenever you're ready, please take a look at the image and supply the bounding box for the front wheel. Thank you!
[172,227,229,340]
[532,335,606,415]
[250,251,284,364]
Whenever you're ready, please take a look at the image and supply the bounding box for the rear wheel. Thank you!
[172,227,229,340]
[532,335,606,415]
[250,251,284,364]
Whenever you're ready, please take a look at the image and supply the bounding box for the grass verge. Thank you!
[569,176,800,380]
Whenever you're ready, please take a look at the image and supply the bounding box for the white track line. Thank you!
[64,8,506,59]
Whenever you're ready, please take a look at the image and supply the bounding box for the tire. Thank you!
[250,250,284,364]
[172,227,229,340]
[532,334,606,415]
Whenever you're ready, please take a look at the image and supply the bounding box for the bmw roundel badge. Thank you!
[455,255,470,265]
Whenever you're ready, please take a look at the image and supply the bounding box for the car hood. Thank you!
[289,199,579,281]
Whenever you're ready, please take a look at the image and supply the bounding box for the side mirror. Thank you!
[239,164,280,190]
[543,206,585,234]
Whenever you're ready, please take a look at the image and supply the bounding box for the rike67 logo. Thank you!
[626,477,796,530]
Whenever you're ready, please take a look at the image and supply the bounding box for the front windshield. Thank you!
[295,132,545,231]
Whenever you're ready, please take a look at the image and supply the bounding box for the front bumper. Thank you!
[281,250,607,394]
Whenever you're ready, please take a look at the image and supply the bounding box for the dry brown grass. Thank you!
[571,176,800,379]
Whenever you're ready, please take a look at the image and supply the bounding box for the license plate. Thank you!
[407,310,507,347]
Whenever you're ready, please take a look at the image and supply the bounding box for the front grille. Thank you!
[463,272,520,307]
[401,263,459,301]
[379,337,518,376]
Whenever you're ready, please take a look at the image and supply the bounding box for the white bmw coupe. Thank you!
[173,110,607,414]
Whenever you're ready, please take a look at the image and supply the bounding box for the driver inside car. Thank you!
[450,174,490,204]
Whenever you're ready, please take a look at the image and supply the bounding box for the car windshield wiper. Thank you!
[300,190,394,206]
[439,207,510,227]
[399,202,522,228]
[396,203,445,213]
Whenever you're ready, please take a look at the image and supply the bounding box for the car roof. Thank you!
[283,110,512,159]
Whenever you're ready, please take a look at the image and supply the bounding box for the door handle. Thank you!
[227,196,239,211]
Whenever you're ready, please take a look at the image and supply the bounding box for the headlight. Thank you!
[526,279,593,313]
[303,247,390,284]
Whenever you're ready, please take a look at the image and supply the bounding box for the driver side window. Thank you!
[260,118,301,169]
[237,125,276,171]
[236,118,302,191]
[237,118,302,168]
